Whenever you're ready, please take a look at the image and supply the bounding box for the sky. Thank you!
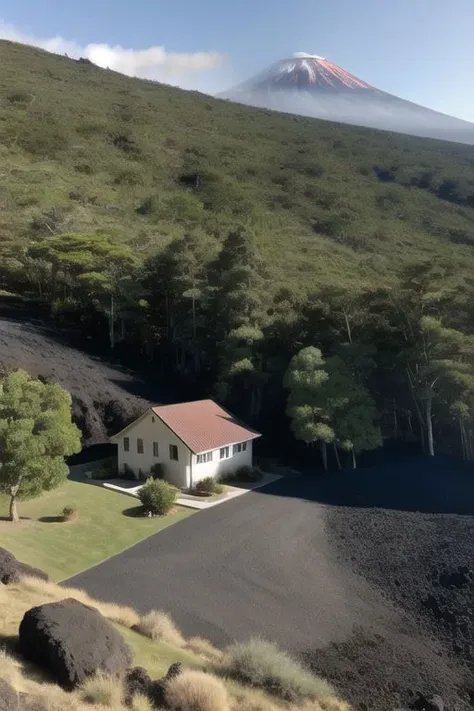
[1,0,473,122]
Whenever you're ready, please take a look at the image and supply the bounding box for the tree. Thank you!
[143,231,214,374]
[209,228,270,419]
[324,356,381,468]
[284,347,334,470]
[0,370,81,522]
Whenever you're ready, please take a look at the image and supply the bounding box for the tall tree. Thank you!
[323,356,381,468]
[209,228,270,419]
[284,347,334,470]
[143,231,214,374]
[0,370,81,522]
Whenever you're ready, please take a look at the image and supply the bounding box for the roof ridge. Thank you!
[152,398,214,411]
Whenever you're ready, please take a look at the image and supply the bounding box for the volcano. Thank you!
[218,53,474,145]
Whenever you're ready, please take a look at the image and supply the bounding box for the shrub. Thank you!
[138,479,176,516]
[165,670,230,711]
[236,466,262,483]
[134,609,185,647]
[62,506,77,520]
[150,463,166,480]
[226,638,334,702]
[195,477,216,494]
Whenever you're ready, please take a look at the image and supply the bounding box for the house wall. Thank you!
[113,409,190,488]
[189,440,253,487]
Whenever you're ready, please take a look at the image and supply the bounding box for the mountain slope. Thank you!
[0,40,474,292]
[219,53,474,145]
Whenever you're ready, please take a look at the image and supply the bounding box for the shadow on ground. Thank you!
[254,455,474,516]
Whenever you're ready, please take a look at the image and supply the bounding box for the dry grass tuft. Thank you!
[131,693,155,711]
[0,649,22,689]
[226,638,334,703]
[301,699,352,711]
[19,576,140,628]
[134,610,185,647]
[186,636,225,663]
[80,673,124,707]
[165,670,231,711]
[230,686,283,711]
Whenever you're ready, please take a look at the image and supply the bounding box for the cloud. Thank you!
[0,20,225,88]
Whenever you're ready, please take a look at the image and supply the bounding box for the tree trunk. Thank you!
[333,443,342,471]
[425,397,434,456]
[351,448,357,469]
[320,441,328,472]
[459,418,466,460]
[9,494,19,523]
[109,293,115,350]
[393,399,399,440]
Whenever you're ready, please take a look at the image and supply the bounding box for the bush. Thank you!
[134,610,184,647]
[165,670,230,711]
[150,463,165,480]
[226,638,334,702]
[139,479,176,516]
[235,466,262,483]
[62,506,77,520]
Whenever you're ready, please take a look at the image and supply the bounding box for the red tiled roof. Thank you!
[152,399,261,454]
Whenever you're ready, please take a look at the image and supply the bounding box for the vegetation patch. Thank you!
[226,638,335,702]
[0,480,192,581]
[138,479,177,516]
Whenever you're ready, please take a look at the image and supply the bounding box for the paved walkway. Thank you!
[102,472,282,510]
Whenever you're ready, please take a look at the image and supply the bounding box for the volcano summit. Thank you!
[219,53,474,145]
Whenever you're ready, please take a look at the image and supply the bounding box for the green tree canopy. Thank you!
[0,370,81,522]
[284,346,334,470]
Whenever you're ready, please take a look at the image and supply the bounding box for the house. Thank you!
[110,399,261,488]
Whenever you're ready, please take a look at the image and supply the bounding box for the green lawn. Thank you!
[0,479,193,581]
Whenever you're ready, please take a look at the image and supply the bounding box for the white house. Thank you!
[110,399,261,489]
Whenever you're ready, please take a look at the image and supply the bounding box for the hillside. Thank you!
[1,39,474,291]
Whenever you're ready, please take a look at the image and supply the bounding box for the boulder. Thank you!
[0,547,18,585]
[0,548,48,586]
[19,598,133,689]
[123,667,151,707]
[0,678,19,711]
[410,694,444,711]
[149,663,184,708]
[165,662,183,681]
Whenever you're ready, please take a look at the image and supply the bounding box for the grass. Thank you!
[0,578,348,711]
[133,610,185,647]
[165,670,231,711]
[226,638,335,703]
[0,478,193,581]
[0,39,473,295]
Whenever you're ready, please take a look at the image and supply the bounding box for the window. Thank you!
[153,441,159,457]
[123,437,130,452]
[233,442,248,454]
[219,446,230,459]
[197,452,213,464]
[152,416,155,423]
[137,438,144,454]
[169,444,179,461]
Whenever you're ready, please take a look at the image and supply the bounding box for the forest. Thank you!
[0,40,474,467]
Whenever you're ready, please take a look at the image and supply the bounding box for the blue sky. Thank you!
[1,0,473,121]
